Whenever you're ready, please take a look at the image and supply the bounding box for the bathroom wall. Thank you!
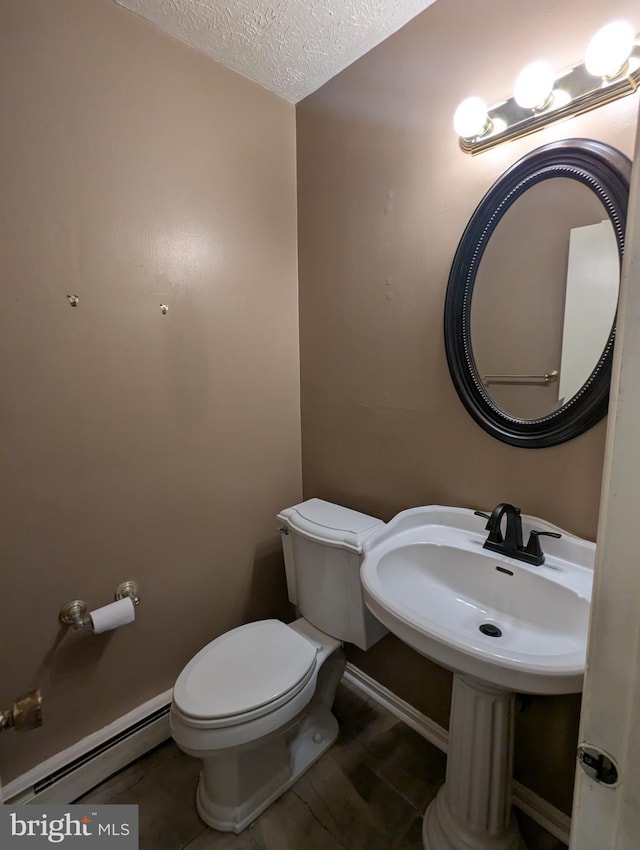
[0,0,299,781]
[297,0,639,815]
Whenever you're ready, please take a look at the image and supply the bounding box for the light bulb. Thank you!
[453,97,490,139]
[514,61,555,109]
[585,20,635,79]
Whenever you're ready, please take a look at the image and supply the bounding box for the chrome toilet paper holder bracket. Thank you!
[59,581,141,630]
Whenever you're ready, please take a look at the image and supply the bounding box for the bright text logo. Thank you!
[1,805,138,847]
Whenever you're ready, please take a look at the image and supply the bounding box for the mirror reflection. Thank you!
[470,178,619,420]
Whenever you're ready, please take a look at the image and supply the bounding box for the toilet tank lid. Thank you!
[277,499,384,553]
[172,620,317,720]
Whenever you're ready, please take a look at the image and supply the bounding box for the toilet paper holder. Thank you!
[59,581,141,630]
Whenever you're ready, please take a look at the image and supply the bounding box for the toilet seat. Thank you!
[173,620,318,728]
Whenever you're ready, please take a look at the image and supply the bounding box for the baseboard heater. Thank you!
[3,690,173,805]
[36,706,170,795]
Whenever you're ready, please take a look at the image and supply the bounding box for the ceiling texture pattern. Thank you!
[114,0,437,102]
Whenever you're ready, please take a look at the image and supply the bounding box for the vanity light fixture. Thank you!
[454,20,639,154]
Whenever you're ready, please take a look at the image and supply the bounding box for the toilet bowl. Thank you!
[170,499,388,833]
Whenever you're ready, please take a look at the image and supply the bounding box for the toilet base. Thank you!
[196,704,339,832]
[194,647,346,833]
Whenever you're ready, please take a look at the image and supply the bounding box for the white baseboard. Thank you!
[3,690,173,805]
[3,667,572,846]
[344,663,572,846]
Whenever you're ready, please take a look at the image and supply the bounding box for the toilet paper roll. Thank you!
[89,597,136,634]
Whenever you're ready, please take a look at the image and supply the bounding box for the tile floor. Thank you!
[78,681,568,850]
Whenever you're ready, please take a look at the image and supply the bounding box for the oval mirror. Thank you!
[444,139,631,448]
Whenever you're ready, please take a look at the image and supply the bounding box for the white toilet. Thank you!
[170,498,388,833]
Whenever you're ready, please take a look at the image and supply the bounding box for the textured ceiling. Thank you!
[114,0,438,102]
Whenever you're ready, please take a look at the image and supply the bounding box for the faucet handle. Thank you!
[473,511,503,543]
[524,529,562,561]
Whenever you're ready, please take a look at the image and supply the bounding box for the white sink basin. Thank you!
[360,506,594,694]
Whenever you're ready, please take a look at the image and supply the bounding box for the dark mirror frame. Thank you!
[444,138,631,448]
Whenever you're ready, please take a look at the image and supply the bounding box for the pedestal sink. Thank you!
[360,506,594,850]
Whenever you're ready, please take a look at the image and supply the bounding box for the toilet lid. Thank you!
[173,620,318,721]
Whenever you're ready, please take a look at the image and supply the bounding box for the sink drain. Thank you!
[479,623,502,638]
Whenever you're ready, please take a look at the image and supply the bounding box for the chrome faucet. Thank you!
[474,503,561,566]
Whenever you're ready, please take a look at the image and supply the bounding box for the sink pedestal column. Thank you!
[423,674,526,850]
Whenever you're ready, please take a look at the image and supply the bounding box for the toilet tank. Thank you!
[277,499,388,651]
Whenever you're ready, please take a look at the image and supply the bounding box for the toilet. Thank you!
[170,498,388,833]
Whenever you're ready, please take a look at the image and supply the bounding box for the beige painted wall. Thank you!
[0,0,299,781]
[297,0,638,815]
